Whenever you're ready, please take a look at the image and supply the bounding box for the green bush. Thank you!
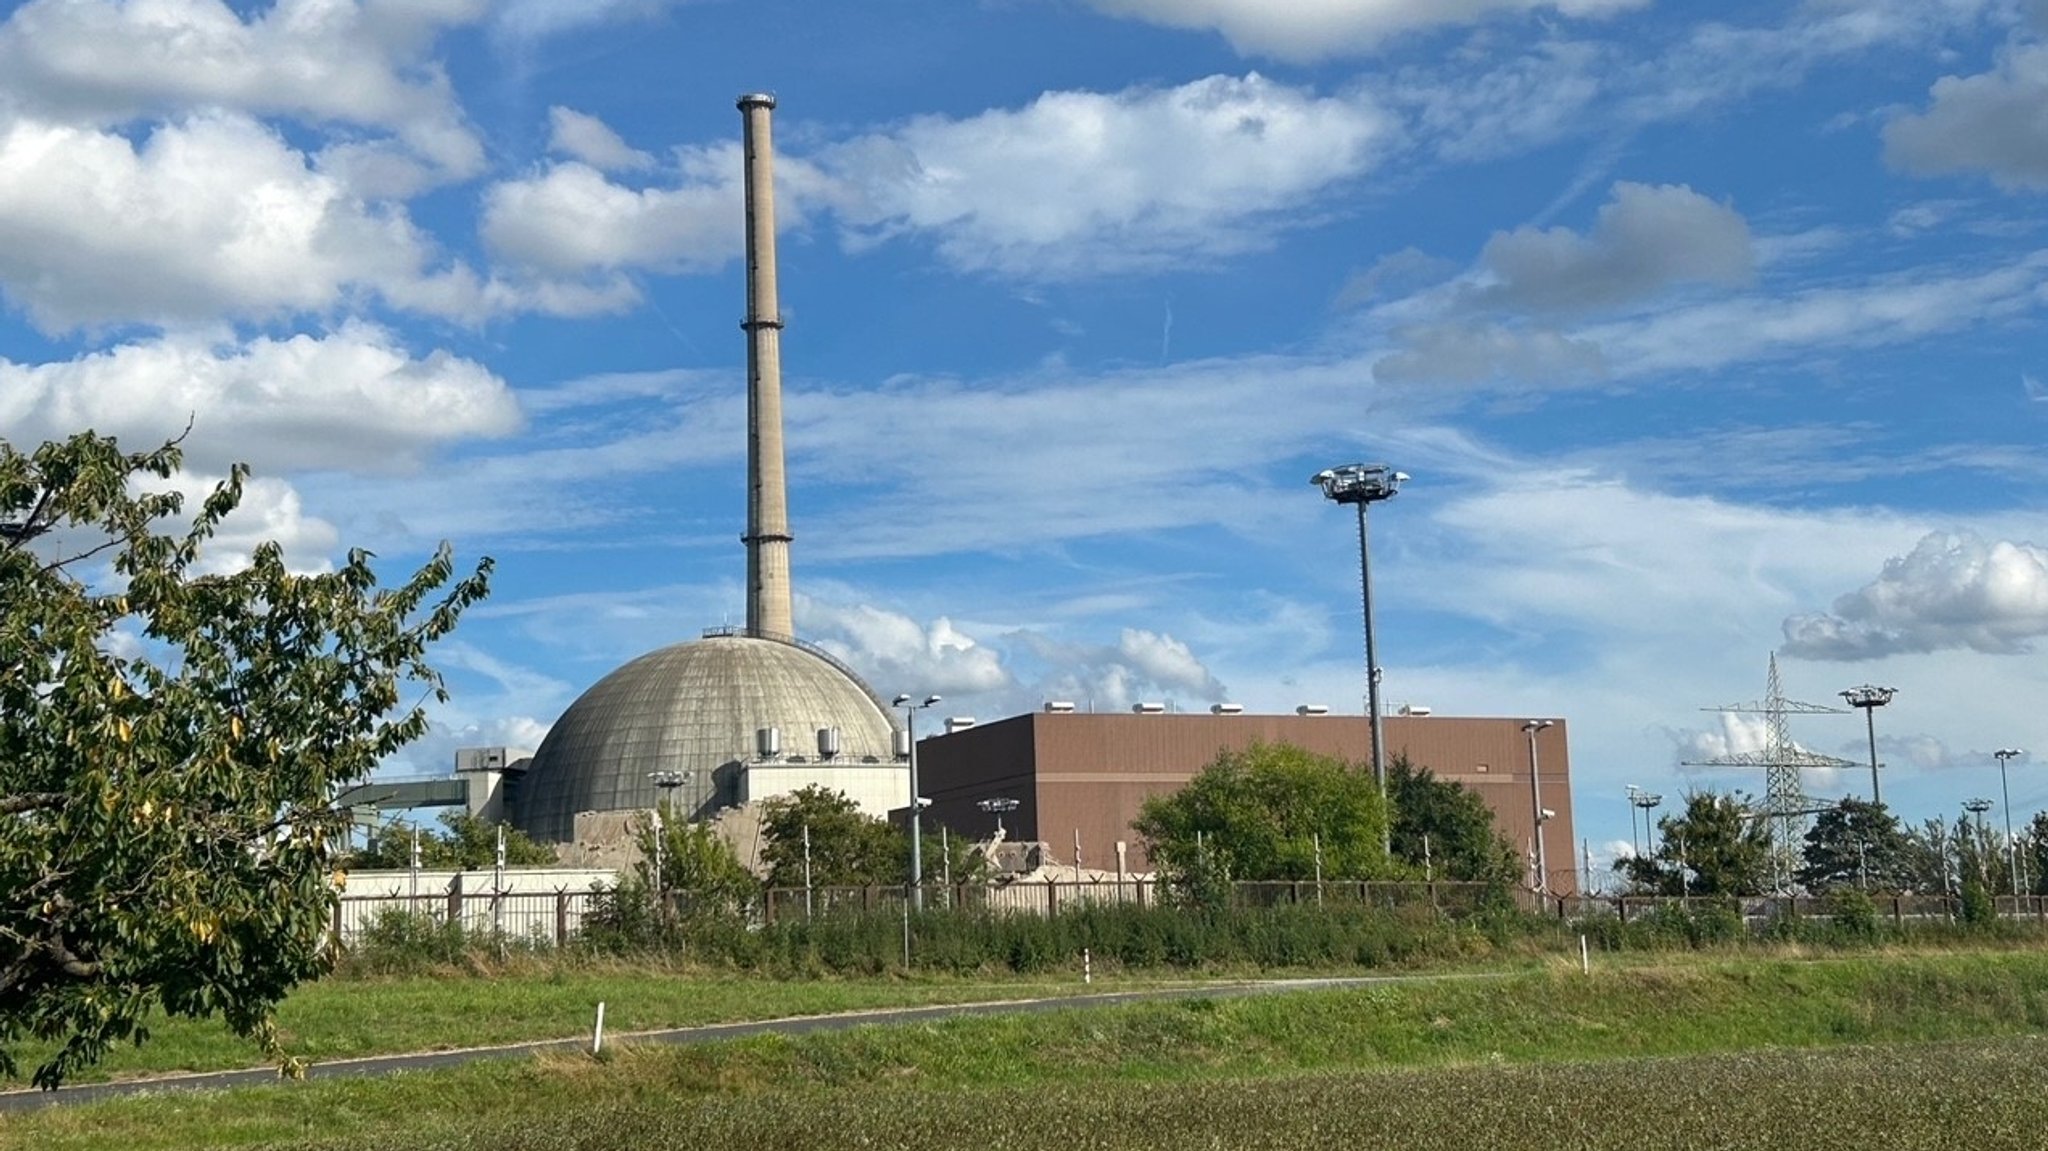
[343,909,477,975]
[1961,881,1997,926]
[1825,889,1880,941]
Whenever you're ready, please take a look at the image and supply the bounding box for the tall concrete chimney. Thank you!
[738,92,794,641]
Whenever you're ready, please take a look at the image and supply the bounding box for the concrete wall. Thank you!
[740,762,909,819]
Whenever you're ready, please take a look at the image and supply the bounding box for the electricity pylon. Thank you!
[1684,653,1859,892]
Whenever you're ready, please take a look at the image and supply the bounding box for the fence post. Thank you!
[555,891,569,948]
[1047,881,1058,916]
[331,899,345,951]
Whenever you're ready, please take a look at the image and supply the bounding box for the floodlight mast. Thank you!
[977,796,1020,836]
[1312,463,1407,855]
[1839,685,1896,806]
[893,694,942,909]
[1995,749,2026,896]
[1964,795,1995,883]
[1631,792,1664,860]
[646,770,690,907]
[1523,720,1555,894]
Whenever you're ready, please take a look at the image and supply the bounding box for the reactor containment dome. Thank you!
[513,631,900,843]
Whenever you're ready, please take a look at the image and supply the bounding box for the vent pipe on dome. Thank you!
[816,726,840,759]
[738,93,794,641]
[756,726,781,758]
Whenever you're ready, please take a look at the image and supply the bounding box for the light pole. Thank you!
[1839,685,1895,806]
[1626,784,1642,861]
[1631,792,1664,876]
[977,796,1019,837]
[893,693,941,909]
[1312,463,1408,855]
[1522,720,1555,894]
[1996,749,2025,896]
[1963,797,1995,891]
[647,770,689,906]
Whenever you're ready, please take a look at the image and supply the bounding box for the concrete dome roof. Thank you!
[514,633,898,842]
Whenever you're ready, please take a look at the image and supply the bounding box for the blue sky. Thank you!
[4,0,2048,865]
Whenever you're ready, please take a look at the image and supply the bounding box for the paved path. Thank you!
[0,973,1489,1113]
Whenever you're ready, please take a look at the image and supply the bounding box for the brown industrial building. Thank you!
[916,708,1578,894]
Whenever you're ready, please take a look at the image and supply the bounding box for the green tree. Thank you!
[638,815,758,915]
[758,786,906,889]
[0,433,490,1086]
[1898,817,1958,896]
[1624,791,1773,897]
[351,811,555,870]
[2023,811,2048,896]
[1387,753,1517,885]
[1133,742,1393,886]
[1796,799,1912,894]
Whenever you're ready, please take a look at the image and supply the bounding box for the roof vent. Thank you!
[756,726,782,758]
[944,716,977,733]
[1044,700,1077,713]
[1397,704,1433,716]
[1295,704,1330,716]
[1210,703,1244,715]
[893,728,912,758]
[1132,702,1167,714]
[816,727,841,759]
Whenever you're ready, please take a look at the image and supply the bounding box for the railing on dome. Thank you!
[701,626,904,730]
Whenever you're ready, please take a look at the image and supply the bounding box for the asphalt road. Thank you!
[0,974,1465,1113]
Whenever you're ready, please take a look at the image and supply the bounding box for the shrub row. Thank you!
[338,887,2048,978]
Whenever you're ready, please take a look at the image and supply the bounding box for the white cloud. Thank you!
[1583,251,2048,378]
[1664,712,1772,765]
[1885,40,2048,190]
[0,113,464,331]
[1391,38,1615,161]
[1011,629,1229,712]
[157,471,342,576]
[547,106,654,172]
[1783,531,2048,659]
[1082,0,1646,60]
[1117,629,1228,698]
[1384,2,2000,169]
[0,0,486,180]
[802,602,1013,699]
[1473,183,1756,315]
[782,353,1369,561]
[1373,323,1607,386]
[385,714,555,781]
[0,324,522,475]
[492,0,670,42]
[1406,465,1927,645]
[481,155,740,276]
[823,73,1392,278]
[1365,183,1752,387]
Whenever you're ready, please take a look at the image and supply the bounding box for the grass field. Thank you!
[9,950,2048,1150]
[1,966,1172,1084]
